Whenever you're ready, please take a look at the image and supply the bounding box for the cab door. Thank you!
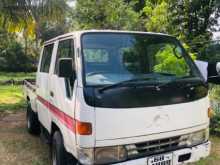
[49,38,77,150]
[36,43,55,131]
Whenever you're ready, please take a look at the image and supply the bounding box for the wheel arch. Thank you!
[51,121,78,164]
[51,122,71,155]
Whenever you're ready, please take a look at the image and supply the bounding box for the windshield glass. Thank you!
[81,33,202,86]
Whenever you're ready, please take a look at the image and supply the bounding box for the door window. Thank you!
[55,39,75,98]
[54,39,74,74]
[40,44,54,73]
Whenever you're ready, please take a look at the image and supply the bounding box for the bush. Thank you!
[210,114,220,135]
[209,94,220,135]
[0,39,36,72]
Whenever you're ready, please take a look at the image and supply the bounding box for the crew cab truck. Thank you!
[24,30,218,165]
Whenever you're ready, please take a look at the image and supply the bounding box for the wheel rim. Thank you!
[52,145,57,165]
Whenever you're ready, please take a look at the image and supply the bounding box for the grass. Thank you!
[0,72,35,81]
[0,72,34,111]
[0,85,25,112]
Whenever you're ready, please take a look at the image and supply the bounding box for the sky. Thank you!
[213,32,220,39]
[67,0,76,8]
[213,17,220,39]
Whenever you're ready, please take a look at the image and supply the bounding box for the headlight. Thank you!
[179,128,209,147]
[77,148,94,165]
[94,146,127,164]
[188,128,209,146]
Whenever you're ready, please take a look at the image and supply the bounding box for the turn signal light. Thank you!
[76,120,92,135]
[208,107,214,118]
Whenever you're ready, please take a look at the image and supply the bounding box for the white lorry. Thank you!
[24,30,219,165]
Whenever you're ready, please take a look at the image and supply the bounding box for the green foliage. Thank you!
[0,0,33,33]
[39,22,69,42]
[208,85,220,135]
[0,1,71,72]
[168,0,220,52]
[210,114,220,134]
[140,0,220,57]
[0,0,69,37]
[0,41,34,72]
[73,0,140,30]
[0,29,36,72]
[143,0,169,33]
[199,40,220,62]
[209,85,220,100]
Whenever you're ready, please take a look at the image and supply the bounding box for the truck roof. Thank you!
[44,30,173,45]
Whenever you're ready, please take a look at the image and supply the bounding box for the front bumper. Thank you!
[114,141,211,165]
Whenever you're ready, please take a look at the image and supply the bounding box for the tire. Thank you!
[26,102,40,135]
[52,131,68,165]
[52,131,78,165]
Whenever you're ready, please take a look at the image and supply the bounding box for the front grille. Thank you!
[126,136,186,159]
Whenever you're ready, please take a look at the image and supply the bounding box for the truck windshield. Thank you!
[81,33,202,86]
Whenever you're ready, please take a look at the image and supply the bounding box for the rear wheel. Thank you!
[26,102,40,135]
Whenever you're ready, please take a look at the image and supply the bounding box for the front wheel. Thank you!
[52,131,68,165]
[52,131,78,165]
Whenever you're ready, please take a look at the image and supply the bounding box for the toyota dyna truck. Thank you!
[24,30,218,165]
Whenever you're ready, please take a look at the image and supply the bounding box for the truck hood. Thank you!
[95,97,209,141]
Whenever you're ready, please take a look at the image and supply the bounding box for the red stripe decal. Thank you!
[37,95,75,132]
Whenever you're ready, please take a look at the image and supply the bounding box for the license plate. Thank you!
[148,153,172,165]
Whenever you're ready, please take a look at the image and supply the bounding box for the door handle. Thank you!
[50,91,54,97]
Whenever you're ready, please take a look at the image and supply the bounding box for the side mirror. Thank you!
[58,58,75,78]
[208,62,220,84]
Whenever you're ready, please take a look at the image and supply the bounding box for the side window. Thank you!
[55,39,75,98]
[55,39,74,74]
[40,44,54,73]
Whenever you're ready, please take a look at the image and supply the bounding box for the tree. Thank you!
[0,0,71,71]
[0,0,35,36]
[138,0,220,56]
[199,40,220,62]
[0,0,70,41]
[125,0,146,12]
[168,0,220,53]
[72,0,140,30]
[142,0,169,33]
[25,0,69,42]
[0,28,35,72]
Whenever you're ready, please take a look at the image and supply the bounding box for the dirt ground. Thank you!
[1,111,220,165]
[0,111,50,165]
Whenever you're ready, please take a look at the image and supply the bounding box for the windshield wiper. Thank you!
[156,77,203,89]
[154,72,176,76]
[99,77,154,93]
